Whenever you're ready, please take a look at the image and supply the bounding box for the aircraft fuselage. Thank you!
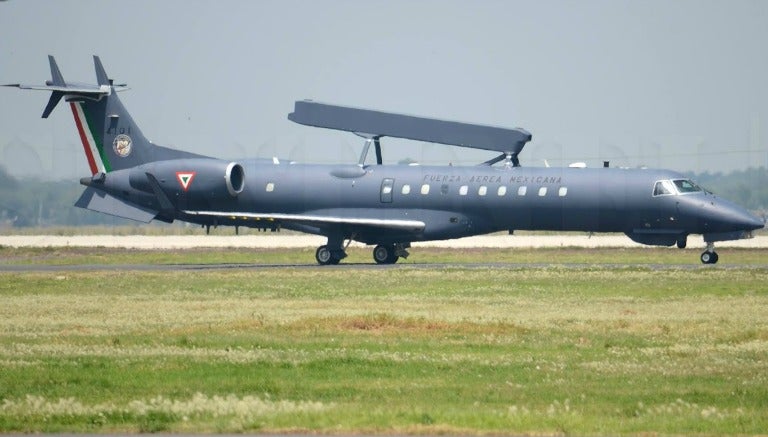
[99,158,760,248]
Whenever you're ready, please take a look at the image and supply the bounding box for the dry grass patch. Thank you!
[283,313,529,337]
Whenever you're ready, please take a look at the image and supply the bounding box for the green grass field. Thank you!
[0,247,766,435]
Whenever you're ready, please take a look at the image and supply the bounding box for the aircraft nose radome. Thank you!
[694,198,766,233]
[744,212,766,231]
[725,204,764,231]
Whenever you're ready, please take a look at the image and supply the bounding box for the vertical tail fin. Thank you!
[4,56,204,175]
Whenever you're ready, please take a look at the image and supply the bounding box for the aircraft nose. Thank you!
[717,201,764,231]
[681,195,765,233]
[742,210,766,231]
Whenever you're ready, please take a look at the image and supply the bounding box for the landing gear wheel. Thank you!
[316,245,334,265]
[676,235,687,249]
[373,244,399,264]
[700,251,719,264]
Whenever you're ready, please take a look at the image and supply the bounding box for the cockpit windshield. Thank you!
[653,179,705,196]
[673,179,703,193]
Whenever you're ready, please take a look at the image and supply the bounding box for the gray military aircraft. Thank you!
[5,56,764,264]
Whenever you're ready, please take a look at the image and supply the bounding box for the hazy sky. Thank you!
[1,0,767,180]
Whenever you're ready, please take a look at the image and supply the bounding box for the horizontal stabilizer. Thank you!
[2,55,125,118]
[3,83,111,93]
[75,187,157,223]
[288,100,531,155]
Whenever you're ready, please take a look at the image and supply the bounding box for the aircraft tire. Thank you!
[316,245,334,265]
[700,251,719,264]
[373,244,398,264]
[676,235,687,249]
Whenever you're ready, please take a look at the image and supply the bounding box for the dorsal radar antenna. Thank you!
[288,100,531,166]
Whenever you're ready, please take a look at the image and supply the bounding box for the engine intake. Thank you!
[225,162,245,196]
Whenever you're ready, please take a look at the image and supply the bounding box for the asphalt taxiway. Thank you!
[2,234,767,249]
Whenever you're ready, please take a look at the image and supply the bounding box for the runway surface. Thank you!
[3,234,766,272]
[2,234,768,249]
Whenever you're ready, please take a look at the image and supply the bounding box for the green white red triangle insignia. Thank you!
[176,171,196,191]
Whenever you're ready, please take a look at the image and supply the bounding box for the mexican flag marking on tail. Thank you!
[70,102,111,174]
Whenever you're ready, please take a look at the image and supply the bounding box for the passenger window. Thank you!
[401,184,411,195]
[265,182,275,192]
[538,187,547,196]
[518,186,527,196]
[421,184,430,195]
[497,186,507,196]
[558,187,568,197]
[459,185,468,196]
[478,186,487,196]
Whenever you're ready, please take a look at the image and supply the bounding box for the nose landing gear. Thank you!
[700,243,719,264]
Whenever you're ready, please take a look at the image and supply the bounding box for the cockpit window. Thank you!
[654,179,705,197]
[673,179,703,193]
[653,180,675,196]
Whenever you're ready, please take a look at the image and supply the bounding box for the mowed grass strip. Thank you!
[0,259,766,434]
[2,245,768,266]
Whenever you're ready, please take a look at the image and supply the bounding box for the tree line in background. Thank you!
[0,166,126,228]
[0,165,766,228]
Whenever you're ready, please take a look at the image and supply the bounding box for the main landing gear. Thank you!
[314,238,410,265]
[700,242,719,264]
[372,244,397,264]
[314,234,349,265]
[315,245,345,265]
[372,243,410,264]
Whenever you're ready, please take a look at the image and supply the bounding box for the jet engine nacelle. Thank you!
[128,158,245,198]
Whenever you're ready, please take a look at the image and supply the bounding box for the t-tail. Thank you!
[4,55,202,174]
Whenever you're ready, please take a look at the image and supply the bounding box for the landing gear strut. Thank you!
[700,243,719,264]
